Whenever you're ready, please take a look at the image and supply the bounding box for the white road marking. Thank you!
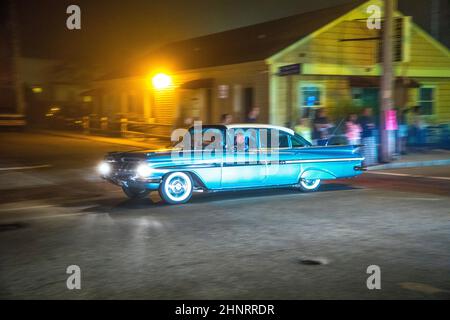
[0,164,52,171]
[0,212,91,224]
[16,212,89,221]
[0,192,124,213]
[0,204,55,212]
[367,171,450,181]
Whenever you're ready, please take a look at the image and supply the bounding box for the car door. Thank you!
[260,129,301,186]
[220,128,266,188]
[182,127,223,190]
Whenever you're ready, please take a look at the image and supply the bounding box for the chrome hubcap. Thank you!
[300,179,320,189]
[168,177,188,198]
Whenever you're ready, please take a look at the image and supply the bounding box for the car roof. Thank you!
[225,123,294,135]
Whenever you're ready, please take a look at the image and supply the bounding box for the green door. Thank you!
[353,87,380,126]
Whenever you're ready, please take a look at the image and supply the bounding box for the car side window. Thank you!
[183,128,224,151]
[259,129,273,149]
[279,132,290,148]
[231,129,258,152]
[291,134,310,148]
[260,129,290,149]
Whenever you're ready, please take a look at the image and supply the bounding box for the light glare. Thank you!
[152,73,172,89]
[98,162,111,175]
[137,164,152,177]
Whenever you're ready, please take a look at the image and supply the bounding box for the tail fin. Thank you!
[325,118,345,146]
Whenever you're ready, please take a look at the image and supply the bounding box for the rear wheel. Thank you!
[298,178,321,192]
[159,172,193,204]
[122,186,150,199]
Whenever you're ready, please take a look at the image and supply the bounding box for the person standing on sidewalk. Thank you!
[246,106,260,123]
[398,109,409,155]
[412,106,427,146]
[221,113,233,125]
[359,108,377,166]
[312,108,332,146]
[345,113,362,145]
[294,117,312,142]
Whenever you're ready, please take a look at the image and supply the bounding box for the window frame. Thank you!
[351,87,364,107]
[299,83,326,109]
[278,131,291,149]
[290,133,312,148]
[417,85,436,115]
[258,129,312,149]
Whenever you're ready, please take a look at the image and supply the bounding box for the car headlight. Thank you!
[136,164,152,178]
[98,161,111,175]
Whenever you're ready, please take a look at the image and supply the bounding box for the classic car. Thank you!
[98,124,365,204]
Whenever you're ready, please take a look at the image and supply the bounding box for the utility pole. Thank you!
[9,0,26,115]
[379,0,396,162]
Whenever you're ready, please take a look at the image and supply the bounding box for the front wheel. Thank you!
[122,186,150,199]
[159,172,193,204]
[298,178,321,192]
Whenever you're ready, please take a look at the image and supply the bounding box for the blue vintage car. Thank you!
[98,124,365,204]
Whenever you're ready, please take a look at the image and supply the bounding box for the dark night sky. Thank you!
[8,0,450,67]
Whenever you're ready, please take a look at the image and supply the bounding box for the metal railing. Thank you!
[47,115,173,142]
[85,116,173,139]
[406,124,450,149]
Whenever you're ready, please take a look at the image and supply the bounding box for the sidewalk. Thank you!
[37,130,166,149]
[368,150,450,170]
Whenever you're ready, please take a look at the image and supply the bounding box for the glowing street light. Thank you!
[152,73,172,90]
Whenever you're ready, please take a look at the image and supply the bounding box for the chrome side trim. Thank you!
[285,157,364,164]
[156,157,364,169]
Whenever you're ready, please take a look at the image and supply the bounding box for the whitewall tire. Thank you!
[159,172,193,204]
[298,179,321,192]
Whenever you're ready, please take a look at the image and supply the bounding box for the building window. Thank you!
[31,86,43,94]
[299,84,324,119]
[418,87,435,115]
[300,85,323,107]
[218,85,229,99]
[83,95,92,103]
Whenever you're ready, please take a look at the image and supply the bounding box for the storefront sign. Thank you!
[278,64,301,76]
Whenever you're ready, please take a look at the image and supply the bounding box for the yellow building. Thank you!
[93,0,450,131]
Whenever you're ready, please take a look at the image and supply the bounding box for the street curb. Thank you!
[368,159,450,170]
[35,130,161,149]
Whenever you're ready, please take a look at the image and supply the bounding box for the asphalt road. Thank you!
[0,132,449,299]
